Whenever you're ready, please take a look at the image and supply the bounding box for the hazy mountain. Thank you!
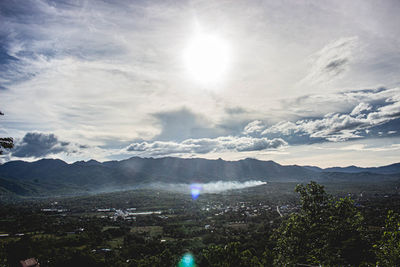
[0,157,399,197]
[304,163,400,174]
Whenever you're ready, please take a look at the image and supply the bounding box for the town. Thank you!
[1,181,400,266]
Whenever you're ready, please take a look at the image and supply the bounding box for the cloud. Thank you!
[325,58,348,71]
[224,106,248,115]
[12,132,70,157]
[339,143,400,152]
[280,87,395,120]
[151,108,225,142]
[299,36,358,86]
[350,102,372,116]
[242,120,265,135]
[1,0,400,166]
[11,132,87,158]
[126,136,287,156]
[242,87,400,143]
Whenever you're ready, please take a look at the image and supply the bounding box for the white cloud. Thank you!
[350,102,372,116]
[256,87,400,142]
[126,136,287,156]
[339,143,400,152]
[242,120,265,135]
[298,36,358,87]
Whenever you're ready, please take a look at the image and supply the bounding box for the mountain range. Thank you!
[0,157,399,198]
[304,163,400,174]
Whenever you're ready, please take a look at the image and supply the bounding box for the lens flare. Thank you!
[178,253,196,267]
[190,184,202,200]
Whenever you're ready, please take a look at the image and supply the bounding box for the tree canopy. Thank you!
[0,111,13,155]
[374,210,400,266]
[274,181,370,266]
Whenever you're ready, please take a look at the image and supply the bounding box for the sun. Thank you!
[183,33,230,84]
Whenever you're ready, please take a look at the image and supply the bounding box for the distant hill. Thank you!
[0,157,399,197]
[304,163,400,174]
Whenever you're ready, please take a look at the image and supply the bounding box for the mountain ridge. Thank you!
[304,162,400,174]
[0,157,399,197]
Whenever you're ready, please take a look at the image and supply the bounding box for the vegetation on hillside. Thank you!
[1,181,400,266]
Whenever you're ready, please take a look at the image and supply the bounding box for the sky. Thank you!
[0,0,400,167]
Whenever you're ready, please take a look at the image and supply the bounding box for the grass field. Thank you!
[130,226,163,237]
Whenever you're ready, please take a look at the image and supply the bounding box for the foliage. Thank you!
[1,181,400,266]
[274,181,369,266]
[129,249,176,267]
[374,210,400,266]
[200,242,262,267]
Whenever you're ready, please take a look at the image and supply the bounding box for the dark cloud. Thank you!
[152,108,225,142]
[325,58,348,72]
[363,118,400,138]
[0,0,128,88]
[0,44,20,86]
[0,0,42,20]
[0,46,18,66]
[225,106,248,115]
[347,87,387,94]
[12,132,72,158]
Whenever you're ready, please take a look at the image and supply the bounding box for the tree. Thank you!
[0,111,13,154]
[200,242,263,267]
[374,210,400,266]
[130,249,176,267]
[274,181,369,266]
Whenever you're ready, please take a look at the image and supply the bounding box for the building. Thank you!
[20,258,40,267]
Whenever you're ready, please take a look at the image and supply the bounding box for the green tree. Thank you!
[0,111,13,154]
[200,242,262,267]
[274,181,369,266]
[130,249,176,267]
[374,210,400,266]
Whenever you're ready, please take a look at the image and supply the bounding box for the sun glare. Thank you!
[183,33,230,84]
